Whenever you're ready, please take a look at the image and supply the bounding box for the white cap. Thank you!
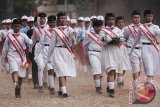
[5,19,12,23]
[84,17,90,22]
[67,16,70,22]
[97,15,104,21]
[78,17,84,21]
[27,16,34,22]
[70,19,77,24]
[90,15,97,20]
[2,20,6,24]
[21,15,28,20]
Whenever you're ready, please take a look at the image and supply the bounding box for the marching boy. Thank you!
[2,19,32,98]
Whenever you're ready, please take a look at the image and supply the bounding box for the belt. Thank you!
[142,42,151,45]
[44,44,49,46]
[89,50,101,52]
[127,46,140,49]
[56,45,67,48]
[142,42,160,45]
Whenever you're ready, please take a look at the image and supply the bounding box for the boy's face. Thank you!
[106,17,115,26]
[39,17,46,25]
[94,25,102,34]
[78,20,84,27]
[21,19,27,27]
[48,21,56,28]
[132,15,141,24]
[116,19,125,29]
[145,14,153,23]
[6,23,12,30]
[58,16,67,26]
[85,21,90,28]
[12,24,21,33]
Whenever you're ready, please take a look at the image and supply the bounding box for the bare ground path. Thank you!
[0,69,160,107]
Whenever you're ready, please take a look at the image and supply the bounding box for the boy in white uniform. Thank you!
[30,13,48,93]
[84,20,103,94]
[99,13,125,97]
[115,16,131,87]
[123,10,142,80]
[48,12,77,98]
[2,19,32,98]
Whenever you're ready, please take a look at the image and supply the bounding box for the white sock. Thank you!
[61,86,67,94]
[43,71,48,83]
[48,75,54,88]
[28,74,32,79]
[117,76,123,83]
[82,65,87,72]
[95,79,101,87]
[108,82,115,89]
[38,72,43,87]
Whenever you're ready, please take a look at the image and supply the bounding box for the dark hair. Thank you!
[92,19,103,27]
[144,10,153,16]
[131,10,140,17]
[57,12,66,19]
[115,16,125,23]
[48,15,56,22]
[105,13,115,20]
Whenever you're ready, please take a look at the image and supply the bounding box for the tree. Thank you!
[74,0,93,16]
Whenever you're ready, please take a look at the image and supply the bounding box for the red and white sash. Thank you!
[7,34,28,67]
[102,28,120,47]
[139,25,159,52]
[87,32,102,48]
[52,28,74,55]
[128,25,137,39]
[102,28,117,38]
[34,27,52,41]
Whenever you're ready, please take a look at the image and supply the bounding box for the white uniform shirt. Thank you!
[131,23,160,50]
[99,26,123,44]
[84,30,102,51]
[48,26,75,58]
[2,32,32,63]
[123,23,141,47]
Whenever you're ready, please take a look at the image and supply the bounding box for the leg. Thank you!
[59,76,68,98]
[43,70,48,88]
[32,60,39,89]
[27,65,32,85]
[48,69,55,95]
[133,72,140,80]
[117,73,124,87]
[12,71,21,98]
[107,70,116,97]
[93,74,102,94]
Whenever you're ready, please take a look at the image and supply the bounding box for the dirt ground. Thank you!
[0,68,160,107]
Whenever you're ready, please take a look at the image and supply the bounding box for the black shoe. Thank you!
[108,89,115,98]
[39,86,44,93]
[15,85,21,98]
[43,82,48,88]
[58,91,62,96]
[62,93,69,98]
[28,79,32,85]
[49,88,55,95]
[96,87,102,94]
[33,84,39,89]
[106,87,109,93]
